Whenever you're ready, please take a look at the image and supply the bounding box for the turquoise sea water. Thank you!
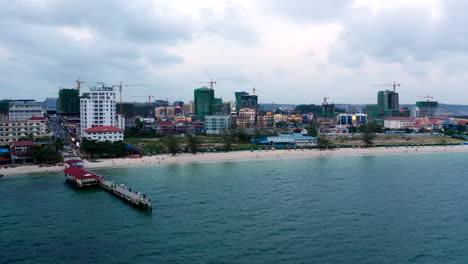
[1,152,468,263]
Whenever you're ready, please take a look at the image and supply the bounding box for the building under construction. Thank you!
[57,88,80,115]
[416,100,438,118]
[377,90,399,117]
[322,97,336,118]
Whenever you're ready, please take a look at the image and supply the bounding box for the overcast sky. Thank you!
[1,0,467,104]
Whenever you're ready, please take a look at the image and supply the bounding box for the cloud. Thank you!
[265,0,352,22]
[0,0,192,96]
[199,2,258,45]
[328,1,468,72]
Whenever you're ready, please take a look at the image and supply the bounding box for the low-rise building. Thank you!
[384,117,416,129]
[238,108,256,128]
[266,134,317,146]
[9,100,46,121]
[0,117,49,143]
[206,115,231,135]
[155,121,176,134]
[337,113,367,126]
[83,126,124,142]
[175,120,194,134]
[10,141,34,164]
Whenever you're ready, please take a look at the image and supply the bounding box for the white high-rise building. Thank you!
[80,83,124,142]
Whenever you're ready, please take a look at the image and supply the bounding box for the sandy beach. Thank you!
[2,145,467,176]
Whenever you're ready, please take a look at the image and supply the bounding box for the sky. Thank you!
[1,0,467,105]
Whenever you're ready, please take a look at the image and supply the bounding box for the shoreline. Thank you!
[2,145,467,176]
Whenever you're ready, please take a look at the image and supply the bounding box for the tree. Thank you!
[306,123,318,137]
[81,139,128,158]
[222,132,234,151]
[235,128,251,143]
[28,144,62,164]
[317,135,331,150]
[275,121,288,129]
[362,122,378,147]
[53,138,64,152]
[165,135,180,156]
[81,139,100,159]
[187,134,200,154]
[444,128,456,137]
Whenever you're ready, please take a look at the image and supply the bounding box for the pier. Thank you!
[64,166,152,211]
[100,179,153,211]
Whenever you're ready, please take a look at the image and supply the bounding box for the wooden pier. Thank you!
[64,166,153,211]
[99,180,153,211]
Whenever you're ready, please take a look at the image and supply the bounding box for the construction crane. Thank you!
[323,96,330,104]
[112,82,151,114]
[198,78,217,89]
[373,81,401,92]
[418,95,434,102]
[131,94,155,104]
[76,79,86,93]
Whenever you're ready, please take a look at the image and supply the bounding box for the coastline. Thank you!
[2,144,467,176]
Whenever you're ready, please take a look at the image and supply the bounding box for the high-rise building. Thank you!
[0,100,10,119]
[9,100,46,121]
[364,105,380,118]
[117,102,136,118]
[57,89,80,115]
[223,101,232,114]
[80,83,124,142]
[235,92,248,110]
[235,92,258,110]
[211,98,224,115]
[194,87,215,120]
[44,98,58,114]
[378,90,399,116]
[416,100,438,118]
[322,98,336,118]
[173,101,184,107]
[155,100,169,108]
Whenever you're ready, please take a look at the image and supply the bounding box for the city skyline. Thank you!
[1,0,466,104]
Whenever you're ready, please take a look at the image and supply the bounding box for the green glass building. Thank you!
[117,103,136,118]
[322,103,336,118]
[416,101,438,118]
[57,89,80,115]
[377,90,399,117]
[194,87,215,120]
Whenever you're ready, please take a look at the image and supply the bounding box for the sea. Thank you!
[1,152,468,264]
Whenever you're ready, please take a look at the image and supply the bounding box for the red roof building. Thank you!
[64,167,100,179]
[155,121,176,135]
[64,167,101,187]
[29,116,47,121]
[84,126,123,133]
[10,141,34,147]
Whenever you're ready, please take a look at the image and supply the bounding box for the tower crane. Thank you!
[418,95,434,102]
[132,94,155,117]
[198,78,217,89]
[373,81,401,92]
[76,79,86,93]
[323,96,330,104]
[112,82,151,114]
[132,94,155,105]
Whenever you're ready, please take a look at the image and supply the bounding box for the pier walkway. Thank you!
[100,180,152,211]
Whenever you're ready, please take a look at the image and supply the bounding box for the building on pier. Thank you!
[64,166,101,188]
